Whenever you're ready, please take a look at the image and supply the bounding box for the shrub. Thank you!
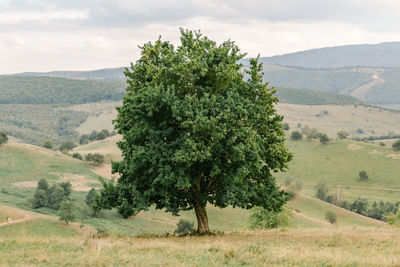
[325,211,337,225]
[359,171,369,181]
[0,131,8,147]
[43,140,53,149]
[283,177,293,187]
[379,141,386,146]
[72,153,83,160]
[282,123,290,131]
[85,153,104,164]
[356,128,364,134]
[319,134,329,144]
[176,219,195,234]
[291,131,302,141]
[250,205,291,229]
[393,140,400,151]
[315,180,328,201]
[32,189,47,208]
[59,140,76,151]
[337,131,349,140]
[79,134,90,145]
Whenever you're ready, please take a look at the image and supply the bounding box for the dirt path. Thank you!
[292,210,330,226]
[304,183,400,193]
[350,75,385,101]
[0,215,36,227]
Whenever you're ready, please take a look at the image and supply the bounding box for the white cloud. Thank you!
[0,9,88,24]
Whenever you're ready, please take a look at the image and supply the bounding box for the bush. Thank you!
[379,141,386,146]
[282,123,290,131]
[337,131,349,140]
[356,128,364,134]
[319,134,329,145]
[85,153,104,164]
[79,134,90,145]
[393,140,400,151]
[59,140,76,151]
[72,153,83,160]
[176,219,194,234]
[359,171,369,181]
[325,211,337,225]
[43,140,53,149]
[291,131,302,141]
[315,180,328,201]
[0,131,8,147]
[250,205,291,229]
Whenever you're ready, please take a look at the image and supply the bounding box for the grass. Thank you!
[0,218,399,266]
[278,103,400,138]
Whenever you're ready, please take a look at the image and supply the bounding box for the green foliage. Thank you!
[250,205,291,229]
[32,179,72,210]
[392,140,400,151]
[350,198,369,216]
[337,131,349,140]
[319,134,329,145]
[291,131,302,141]
[325,211,337,225]
[43,140,53,149]
[315,180,328,201]
[0,131,8,147]
[0,76,125,105]
[359,171,369,181]
[275,87,362,105]
[72,153,83,160]
[86,188,101,215]
[57,200,76,224]
[100,29,292,233]
[175,219,195,234]
[85,153,104,164]
[59,140,76,151]
[282,123,290,131]
[79,134,90,145]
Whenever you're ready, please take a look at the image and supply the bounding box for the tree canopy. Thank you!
[98,29,292,234]
[0,131,8,147]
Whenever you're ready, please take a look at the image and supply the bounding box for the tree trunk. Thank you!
[194,201,210,234]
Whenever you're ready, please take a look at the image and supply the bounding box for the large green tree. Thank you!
[98,29,292,234]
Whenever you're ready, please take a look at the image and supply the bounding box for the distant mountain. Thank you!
[255,42,400,69]
[13,67,126,81]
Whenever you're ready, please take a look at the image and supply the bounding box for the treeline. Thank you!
[79,129,116,145]
[315,180,400,222]
[0,76,125,105]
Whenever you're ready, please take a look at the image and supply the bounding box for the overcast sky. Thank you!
[1,0,400,73]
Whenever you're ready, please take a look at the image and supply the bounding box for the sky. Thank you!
[1,0,400,73]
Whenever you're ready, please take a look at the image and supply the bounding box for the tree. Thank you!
[32,189,47,208]
[319,134,329,145]
[291,131,302,141]
[43,140,53,149]
[59,140,76,151]
[58,200,75,224]
[359,170,369,181]
[79,134,90,145]
[48,184,66,209]
[337,131,349,140]
[0,131,8,147]
[325,211,337,225]
[85,153,104,164]
[97,29,292,234]
[89,130,98,141]
[282,123,290,131]
[315,180,328,201]
[37,178,49,191]
[393,140,400,151]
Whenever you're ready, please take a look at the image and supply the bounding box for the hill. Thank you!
[275,87,362,105]
[254,42,400,69]
[0,76,125,105]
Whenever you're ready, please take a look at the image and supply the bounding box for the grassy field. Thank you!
[73,135,122,163]
[0,216,398,266]
[277,103,400,138]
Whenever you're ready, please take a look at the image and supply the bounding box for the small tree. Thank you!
[325,211,337,225]
[319,134,329,145]
[48,184,66,210]
[359,171,369,181]
[85,153,104,164]
[291,131,302,141]
[392,140,400,151]
[315,180,328,201]
[72,153,83,160]
[37,178,49,191]
[59,140,76,151]
[79,134,90,145]
[89,130,98,141]
[337,131,349,140]
[0,131,8,147]
[58,200,75,224]
[43,141,53,149]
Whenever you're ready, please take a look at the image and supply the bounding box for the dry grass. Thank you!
[2,221,400,266]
